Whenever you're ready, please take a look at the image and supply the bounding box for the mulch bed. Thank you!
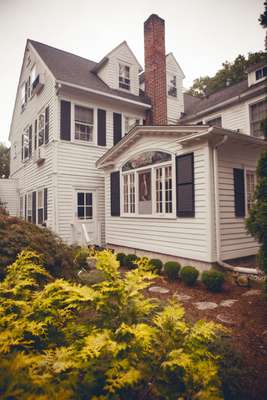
[145,276,267,400]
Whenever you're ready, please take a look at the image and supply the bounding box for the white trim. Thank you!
[56,80,151,109]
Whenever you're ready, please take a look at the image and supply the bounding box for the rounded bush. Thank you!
[116,252,126,267]
[164,261,181,281]
[180,266,199,286]
[125,254,138,269]
[150,258,163,273]
[202,270,225,292]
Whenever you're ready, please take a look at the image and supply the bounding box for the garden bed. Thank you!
[145,275,267,400]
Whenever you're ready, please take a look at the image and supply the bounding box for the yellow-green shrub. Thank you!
[0,250,225,400]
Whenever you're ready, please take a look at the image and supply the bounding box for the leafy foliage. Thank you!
[116,252,126,267]
[0,212,76,280]
[187,52,266,97]
[0,142,10,179]
[149,258,163,273]
[124,254,138,269]
[246,150,267,274]
[202,271,225,293]
[164,261,181,281]
[180,266,199,286]
[259,1,267,29]
[0,250,225,399]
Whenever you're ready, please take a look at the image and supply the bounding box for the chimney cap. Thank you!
[144,14,165,26]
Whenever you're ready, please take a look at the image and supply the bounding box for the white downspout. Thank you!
[213,135,260,275]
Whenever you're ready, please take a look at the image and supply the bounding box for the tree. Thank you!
[0,143,10,178]
[246,150,267,275]
[187,52,266,98]
[259,1,267,28]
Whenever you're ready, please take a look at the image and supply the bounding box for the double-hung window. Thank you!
[246,170,257,213]
[22,129,30,160]
[155,166,173,214]
[119,64,130,90]
[250,100,267,137]
[27,193,32,222]
[123,173,135,214]
[168,75,177,97]
[77,192,93,220]
[38,113,45,146]
[37,190,44,224]
[255,66,267,81]
[75,105,94,142]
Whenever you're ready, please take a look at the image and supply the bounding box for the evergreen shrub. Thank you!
[180,266,199,286]
[164,261,181,280]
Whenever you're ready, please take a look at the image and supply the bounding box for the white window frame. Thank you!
[245,169,257,216]
[204,115,222,127]
[37,189,44,225]
[118,63,131,91]
[255,66,267,82]
[121,156,176,219]
[249,99,267,138]
[75,190,94,221]
[71,102,96,145]
[167,74,177,98]
[22,128,30,161]
[27,192,32,222]
[38,112,45,147]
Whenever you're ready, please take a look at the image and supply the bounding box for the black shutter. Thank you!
[21,134,24,161]
[24,194,27,219]
[45,106,49,144]
[32,191,36,224]
[233,168,245,217]
[97,109,106,146]
[34,119,37,150]
[176,153,195,217]
[110,171,120,216]
[60,100,71,140]
[44,188,48,221]
[29,125,32,158]
[113,113,122,145]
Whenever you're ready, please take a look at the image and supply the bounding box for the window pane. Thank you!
[139,171,151,201]
[78,206,84,219]
[85,206,92,219]
[86,193,92,206]
[38,209,44,225]
[77,192,84,206]
[75,106,93,124]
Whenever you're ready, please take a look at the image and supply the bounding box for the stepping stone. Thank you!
[216,314,235,325]
[219,299,238,307]
[194,301,218,310]
[242,289,261,297]
[148,286,170,294]
[173,294,192,302]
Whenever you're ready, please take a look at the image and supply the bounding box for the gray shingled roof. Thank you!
[29,40,150,105]
[183,80,249,117]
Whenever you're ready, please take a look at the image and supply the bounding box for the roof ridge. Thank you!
[28,39,98,66]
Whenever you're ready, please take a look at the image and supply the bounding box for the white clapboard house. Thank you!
[2,14,267,270]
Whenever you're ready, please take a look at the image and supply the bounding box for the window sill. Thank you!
[121,214,177,220]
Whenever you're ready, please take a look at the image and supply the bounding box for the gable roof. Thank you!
[29,40,150,105]
[166,52,185,78]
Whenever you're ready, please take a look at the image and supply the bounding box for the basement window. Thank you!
[119,64,130,90]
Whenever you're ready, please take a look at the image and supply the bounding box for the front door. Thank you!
[73,190,99,246]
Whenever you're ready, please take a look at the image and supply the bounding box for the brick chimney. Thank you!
[144,14,167,125]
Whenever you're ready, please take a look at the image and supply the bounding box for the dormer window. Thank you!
[168,75,177,97]
[255,66,267,81]
[119,64,130,90]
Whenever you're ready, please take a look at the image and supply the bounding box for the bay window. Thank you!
[75,105,94,141]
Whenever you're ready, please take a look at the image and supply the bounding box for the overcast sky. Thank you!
[0,0,265,145]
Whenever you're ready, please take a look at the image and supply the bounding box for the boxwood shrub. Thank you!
[124,254,138,269]
[180,266,199,286]
[116,252,126,267]
[164,261,181,281]
[150,258,163,273]
[202,270,225,292]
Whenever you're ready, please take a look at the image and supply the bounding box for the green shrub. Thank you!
[116,252,126,267]
[0,250,225,400]
[150,258,163,273]
[74,247,89,269]
[164,261,181,281]
[125,253,138,269]
[180,265,199,286]
[0,212,75,280]
[202,270,225,292]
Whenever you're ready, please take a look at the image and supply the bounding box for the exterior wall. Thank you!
[103,134,214,263]
[97,42,140,96]
[55,89,146,244]
[166,53,184,124]
[190,94,265,136]
[217,141,261,260]
[0,179,18,216]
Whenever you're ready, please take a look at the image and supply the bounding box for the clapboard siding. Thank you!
[103,135,212,262]
[97,42,140,96]
[166,53,184,123]
[0,179,18,215]
[217,141,261,260]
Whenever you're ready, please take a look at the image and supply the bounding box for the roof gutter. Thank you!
[56,80,151,109]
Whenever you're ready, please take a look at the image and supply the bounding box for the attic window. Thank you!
[255,66,267,81]
[119,64,130,90]
[168,75,177,97]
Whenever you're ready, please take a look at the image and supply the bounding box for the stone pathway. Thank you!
[242,289,262,297]
[194,301,218,310]
[216,314,236,325]
[148,286,170,294]
[219,299,238,307]
[173,293,192,302]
